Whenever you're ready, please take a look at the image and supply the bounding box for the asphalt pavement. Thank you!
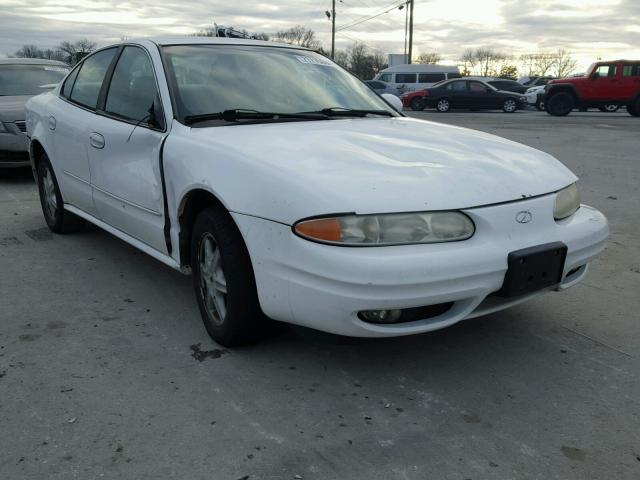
[1,109,638,479]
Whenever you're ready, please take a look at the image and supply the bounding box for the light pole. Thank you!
[331,0,336,59]
[408,0,414,64]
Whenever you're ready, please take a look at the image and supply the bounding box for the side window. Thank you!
[396,73,417,83]
[447,73,462,80]
[105,46,161,125]
[379,73,391,82]
[61,67,80,98]
[469,81,486,92]
[623,64,640,77]
[418,73,446,83]
[595,64,617,77]
[69,48,117,109]
[447,81,467,91]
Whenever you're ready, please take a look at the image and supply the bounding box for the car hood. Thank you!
[0,95,31,122]
[184,117,576,222]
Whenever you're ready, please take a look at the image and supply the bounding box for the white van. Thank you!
[374,64,461,93]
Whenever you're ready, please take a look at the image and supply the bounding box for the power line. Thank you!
[336,1,406,32]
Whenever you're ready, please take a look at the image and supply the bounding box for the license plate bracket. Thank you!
[497,242,567,297]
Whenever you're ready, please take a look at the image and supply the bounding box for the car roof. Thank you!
[0,58,69,67]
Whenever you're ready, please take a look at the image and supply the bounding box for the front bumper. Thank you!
[233,194,608,337]
[0,122,30,167]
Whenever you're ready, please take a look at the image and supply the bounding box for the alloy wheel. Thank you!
[437,99,450,112]
[198,232,228,326]
[504,99,517,112]
[42,166,58,220]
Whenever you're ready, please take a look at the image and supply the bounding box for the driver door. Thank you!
[588,64,620,101]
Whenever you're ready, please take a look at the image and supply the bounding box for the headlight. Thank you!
[0,122,7,133]
[294,211,475,246]
[554,183,580,220]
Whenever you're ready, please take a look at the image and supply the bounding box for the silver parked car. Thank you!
[364,79,400,96]
[0,59,69,167]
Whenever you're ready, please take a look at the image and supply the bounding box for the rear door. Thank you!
[86,45,169,253]
[50,47,118,216]
[620,63,640,101]
[444,80,469,108]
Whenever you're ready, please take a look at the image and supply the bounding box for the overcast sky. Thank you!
[1,0,638,71]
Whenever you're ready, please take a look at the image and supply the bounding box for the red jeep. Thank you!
[545,60,640,116]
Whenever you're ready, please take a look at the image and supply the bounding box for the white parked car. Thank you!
[26,38,609,346]
[524,85,546,110]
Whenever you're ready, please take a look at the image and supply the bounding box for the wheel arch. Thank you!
[546,83,581,103]
[29,139,47,178]
[177,188,235,269]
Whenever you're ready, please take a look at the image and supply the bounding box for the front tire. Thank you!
[191,206,270,347]
[410,97,425,111]
[535,98,545,111]
[547,92,574,116]
[36,154,84,233]
[436,98,450,113]
[502,98,518,113]
[627,99,640,117]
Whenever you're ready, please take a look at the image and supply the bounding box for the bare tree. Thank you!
[13,45,66,62]
[552,49,577,78]
[57,39,97,65]
[415,52,441,64]
[346,42,387,79]
[273,25,322,50]
[461,49,477,76]
[519,53,556,76]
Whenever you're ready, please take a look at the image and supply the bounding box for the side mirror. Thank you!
[381,93,403,111]
[590,72,599,80]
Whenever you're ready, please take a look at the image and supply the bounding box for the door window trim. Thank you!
[63,47,119,111]
[58,44,167,133]
[97,44,167,133]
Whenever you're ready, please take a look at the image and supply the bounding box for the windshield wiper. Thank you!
[310,107,395,118]
[183,109,329,125]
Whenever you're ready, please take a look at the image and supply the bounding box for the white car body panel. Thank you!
[163,117,577,226]
[25,38,609,338]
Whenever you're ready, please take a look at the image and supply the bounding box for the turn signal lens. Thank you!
[294,217,342,242]
[294,212,475,246]
[554,183,580,220]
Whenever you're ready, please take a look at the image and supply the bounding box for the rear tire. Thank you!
[547,92,574,116]
[435,98,450,113]
[599,104,619,113]
[36,154,85,233]
[410,97,425,111]
[191,206,271,347]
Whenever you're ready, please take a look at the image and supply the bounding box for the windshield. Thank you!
[162,45,395,122]
[0,64,69,96]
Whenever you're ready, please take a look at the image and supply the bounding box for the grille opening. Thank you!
[15,121,27,133]
[358,302,454,325]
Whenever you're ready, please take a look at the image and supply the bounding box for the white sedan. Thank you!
[26,38,609,346]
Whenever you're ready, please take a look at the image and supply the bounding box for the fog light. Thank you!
[358,309,402,324]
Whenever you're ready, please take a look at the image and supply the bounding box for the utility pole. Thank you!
[408,0,414,64]
[331,0,336,59]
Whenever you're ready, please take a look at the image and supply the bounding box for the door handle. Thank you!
[48,116,56,131]
[89,132,105,149]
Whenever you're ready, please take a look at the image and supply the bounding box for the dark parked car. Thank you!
[486,79,528,94]
[414,79,525,112]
